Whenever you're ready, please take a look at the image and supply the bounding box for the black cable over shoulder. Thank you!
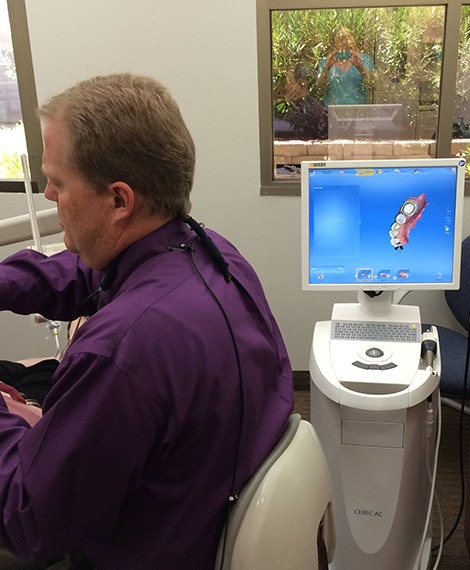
[184,216,232,282]
[183,217,243,497]
[182,216,243,570]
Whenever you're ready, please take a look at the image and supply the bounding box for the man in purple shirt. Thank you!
[0,74,294,569]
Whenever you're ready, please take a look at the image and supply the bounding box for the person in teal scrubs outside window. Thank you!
[317,27,375,109]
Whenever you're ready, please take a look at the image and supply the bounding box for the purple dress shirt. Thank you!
[0,219,294,569]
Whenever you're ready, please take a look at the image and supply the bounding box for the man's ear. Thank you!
[109,181,135,219]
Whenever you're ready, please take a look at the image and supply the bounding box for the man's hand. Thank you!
[351,51,362,69]
[325,52,337,71]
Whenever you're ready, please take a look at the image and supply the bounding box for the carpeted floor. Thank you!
[294,385,470,569]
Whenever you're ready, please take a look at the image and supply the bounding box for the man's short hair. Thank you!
[38,73,195,219]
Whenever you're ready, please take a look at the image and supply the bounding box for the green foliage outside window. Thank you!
[0,124,26,179]
[271,7,456,139]
[0,47,26,180]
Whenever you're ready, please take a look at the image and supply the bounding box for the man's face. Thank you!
[41,119,116,269]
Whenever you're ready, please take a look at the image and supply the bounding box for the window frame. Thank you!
[2,0,44,193]
[257,0,466,196]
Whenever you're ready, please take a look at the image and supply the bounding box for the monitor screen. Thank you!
[301,158,466,292]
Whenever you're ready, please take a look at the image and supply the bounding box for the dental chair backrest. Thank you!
[215,413,335,570]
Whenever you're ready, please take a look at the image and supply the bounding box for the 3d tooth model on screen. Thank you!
[389,193,428,250]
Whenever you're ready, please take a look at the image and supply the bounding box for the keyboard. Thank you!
[331,320,420,343]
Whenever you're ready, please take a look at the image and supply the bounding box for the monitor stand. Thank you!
[356,290,413,319]
[309,291,440,570]
[333,290,419,330]
[358,290,393,314]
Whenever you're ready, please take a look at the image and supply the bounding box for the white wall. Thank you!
[0,193,66,360]
[1,0,464,368]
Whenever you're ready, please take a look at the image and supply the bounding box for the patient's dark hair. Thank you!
[38,73,195,219]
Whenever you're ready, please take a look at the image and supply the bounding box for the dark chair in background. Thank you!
[425,235,470,408]
[422,235,470,560]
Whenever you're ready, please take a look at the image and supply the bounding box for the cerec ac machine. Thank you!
[301,158,466,569]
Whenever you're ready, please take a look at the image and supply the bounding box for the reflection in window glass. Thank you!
[0,0,26,179]
[453,5,470,173]
[272,7,445,177]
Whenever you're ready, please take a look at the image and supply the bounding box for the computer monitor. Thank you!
[301,158,466,293]
[328,104,403,140]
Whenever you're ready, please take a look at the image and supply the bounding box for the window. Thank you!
[453,4,470,177]
[1,0,44,192]
[257,0,468,195]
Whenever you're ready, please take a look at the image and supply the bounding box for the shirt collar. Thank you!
[99,218,194,301]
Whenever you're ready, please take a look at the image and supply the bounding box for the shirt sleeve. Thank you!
[0,352,164,561]
[0,249,100,320]
[361,53,375,72]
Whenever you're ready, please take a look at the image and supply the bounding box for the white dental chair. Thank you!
[215,413,335,570]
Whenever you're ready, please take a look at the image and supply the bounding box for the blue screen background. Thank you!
[308,166,459,286]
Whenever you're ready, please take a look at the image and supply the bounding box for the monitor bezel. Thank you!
[301,157,466,292]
